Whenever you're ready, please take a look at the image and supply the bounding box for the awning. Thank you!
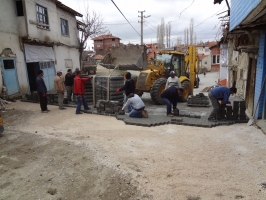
[24,44,55,63]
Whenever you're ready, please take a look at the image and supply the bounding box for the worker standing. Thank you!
[208,86,237,122]
[74,70,93,114]
[165,71,182,89]
[65,69,75,102]
[161,86,183,117]
[54,70,66,110]
[116,72,135,112]
[36,70,49,113]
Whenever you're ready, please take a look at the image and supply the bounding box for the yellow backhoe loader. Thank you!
[100,45,199,104]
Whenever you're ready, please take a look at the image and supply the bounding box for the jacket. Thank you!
[161,86,178,109]
[54,76,65,92]
[119,79,135,96]
[65,73,75,86]
[165,76,182,89]
[211,86,231,104]
[74,76,90,95]
[36,76,47,94]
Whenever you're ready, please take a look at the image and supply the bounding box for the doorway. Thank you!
[0,58,20,95]
[26,61,55,93]
[246,58,256,115]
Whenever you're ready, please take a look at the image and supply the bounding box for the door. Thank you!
[39,61,55,92]
[1,58,20,95]
[246,58,256,115]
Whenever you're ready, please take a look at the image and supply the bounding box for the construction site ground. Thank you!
[1,67,266,200]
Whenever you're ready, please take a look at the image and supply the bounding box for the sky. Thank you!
[62,0,230,50]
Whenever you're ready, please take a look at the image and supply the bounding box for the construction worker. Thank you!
[74,70,93,114]
[165,71,182,89]
[208,86,237,122]
[121,92,147,118]
[65,69,75,102]
[161,86,183,117]
[116,72,135,112]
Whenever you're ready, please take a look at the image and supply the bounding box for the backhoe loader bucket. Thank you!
[100,45,148,71]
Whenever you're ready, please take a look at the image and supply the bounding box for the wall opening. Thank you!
[15,0,24,16]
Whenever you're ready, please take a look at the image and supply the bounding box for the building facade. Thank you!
[217,0,266,119]
[0,0,82,98]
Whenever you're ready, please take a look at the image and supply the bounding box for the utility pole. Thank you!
[138,10,150,45]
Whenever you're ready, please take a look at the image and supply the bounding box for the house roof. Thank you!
[50,0,83,17]
[92,34,121,40]
[196,41,217,48]
[198,55,208,61]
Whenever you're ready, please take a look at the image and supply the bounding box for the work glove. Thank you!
[62,91,64,95]
[116,89,120,93]
[220,100,225,104]
[42,94,46,97]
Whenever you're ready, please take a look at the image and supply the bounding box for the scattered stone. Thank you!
[47,188,57,195]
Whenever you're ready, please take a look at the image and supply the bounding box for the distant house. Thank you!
[198,55,211,73]
[209,44,220,72]
[0,0,82,98]
[91,34,121,55]
[146,43,159,60]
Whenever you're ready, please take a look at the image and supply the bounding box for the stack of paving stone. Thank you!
[187,93,210,107]
[95,76,124,103]
[82,75,93,103]
[96,100,123,115]
[218,101,248,122]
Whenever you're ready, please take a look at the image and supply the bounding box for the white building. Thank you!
[0,0,82,98]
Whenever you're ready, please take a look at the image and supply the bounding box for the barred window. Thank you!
[61,18,69,36]
[36,4,49,29]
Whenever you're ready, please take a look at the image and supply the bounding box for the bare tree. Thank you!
[184,27,189,46]
[189,18,194,45]
[78,8,106,65]
[166,22,171,48]
[156,18,165,48]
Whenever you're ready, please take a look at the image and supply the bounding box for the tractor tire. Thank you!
[180,80,191,102]
[150,78,167,105]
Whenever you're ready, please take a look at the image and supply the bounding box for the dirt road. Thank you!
[1,101,266,200]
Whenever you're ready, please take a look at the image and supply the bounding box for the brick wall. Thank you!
[254,32,266,119]
[230,0,261,31]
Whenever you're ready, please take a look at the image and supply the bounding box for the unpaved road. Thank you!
[1,101,266,200]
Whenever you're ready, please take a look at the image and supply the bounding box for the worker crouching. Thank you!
[121,92,148,118]
[161,86,184,117]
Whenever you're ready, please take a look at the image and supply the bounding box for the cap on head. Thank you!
[75,67,79,71]
[169,71,175,76]
[57,70,62,74]
[38,70,43,75]
[125,72,131,79]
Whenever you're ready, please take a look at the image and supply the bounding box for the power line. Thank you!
[111,0,140,36]
[171,0,196,23]
[144,23,157,33]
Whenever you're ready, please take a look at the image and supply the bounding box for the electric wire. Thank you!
[111,0,141,36]
[171,0,196,23]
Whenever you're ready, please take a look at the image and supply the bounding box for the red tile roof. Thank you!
[94,55,104,60]
[92,34,121,40]
[196,41,217,47]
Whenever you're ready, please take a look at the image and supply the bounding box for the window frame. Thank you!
[60,18,69,36]
[212,55,220,64]
[36,4,49,29]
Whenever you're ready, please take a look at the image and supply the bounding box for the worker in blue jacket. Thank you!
[36,70,49,113]
[208,86,237,121]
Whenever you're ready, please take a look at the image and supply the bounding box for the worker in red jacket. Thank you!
[73,70,93,114]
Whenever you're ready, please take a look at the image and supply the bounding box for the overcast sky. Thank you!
[63,0,230,50]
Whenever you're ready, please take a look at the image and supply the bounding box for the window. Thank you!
[204,61,207,64]
[3,60,15,70]
[65,59,73,68]
[112,38,115,41]
[60,18,69,36]
[97,44,100,47]
[36,4,49,29]
[212,55,220,64]
[205,48,209,52]
[112,44,115,47]
[16,0,24,16]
